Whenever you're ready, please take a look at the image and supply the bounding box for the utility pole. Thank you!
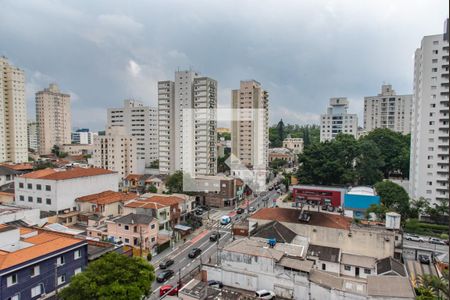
[54,262,58,300]
[139,225,143,257]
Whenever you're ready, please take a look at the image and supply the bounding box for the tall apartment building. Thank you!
[27,121,38,152]
[231,80,269,169]
[410,19,449,205]
[363,84,413,134]
[93,126,139,179]
[0,56,28,163]
[320,97,358,142]
[71,128,96,145]
[107,100,158,168]
[158,71,218,176]
[35,83,71,155]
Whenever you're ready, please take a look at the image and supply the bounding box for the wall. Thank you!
[106,220,158,249]
[0,208,42,225]
[344,194,380,210]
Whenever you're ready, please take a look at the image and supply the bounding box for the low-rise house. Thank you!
[0,205,45,226]
[76,190,137,217]
[60,144,94,156]
[14,167,118,214]
[340,253,377,279]
[0,224,88,300]
[144,176,166,193]
[123,197,171,231]
[268,147,296,164]
[122,174,167,194]
[307,244,341,274]
[193,175,238,208]
[282,137,304,154]
[106,213,158,252]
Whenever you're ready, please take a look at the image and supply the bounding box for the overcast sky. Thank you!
[1,0,448,130]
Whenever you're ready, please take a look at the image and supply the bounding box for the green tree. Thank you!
[416,271,449,300]
[365,204,388,220]
[269,158,288,170]
[374,180,410,219]
[149,159,159,169]
[355,140,384,185]
[409,197,430,219]
[60,252,155,300]
[146,184,157,193]
[218,132,231,141]
[165,170,184,194]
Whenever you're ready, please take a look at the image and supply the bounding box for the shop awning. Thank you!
[174,224,192,231]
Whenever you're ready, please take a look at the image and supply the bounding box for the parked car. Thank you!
[249,206,256,213]
[188,247,202,258]
[404,234,424,242]
[208,280,223,288]
[157,269,174,283]
[418,254,431,264]
[160,284,179,296]
[159,259,174,269]
[210,232,221,242]
[429,238,446,245]
[255,290,275,299]
[236,208,244,214]
[220,215,231,225]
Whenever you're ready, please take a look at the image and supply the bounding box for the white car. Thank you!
[404,234,424,242]
[255,290,275,299]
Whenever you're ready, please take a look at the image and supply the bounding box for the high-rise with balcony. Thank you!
[0,56,28,163]
[107,99,158,168]
[320,97,358,142]
[231,80,269,169]
[158,70,217,176]
[36,83,71,155]
[27,121,38,152]
[410,19,449,205]
[364,84,413,134]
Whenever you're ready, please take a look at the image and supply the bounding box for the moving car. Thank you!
[208,280,223,288]
[160,284,179,296]
[210,232,221,242]
[194,208,204,215]
[159,259,174,269]
[418,254,431,264]
[255,290,275,299]
[220,215,231,225]
[157,269,174,283]
[404,234,424,242]
[249,206,256,213]
[188,247,202,258]
[429,238,446,245]
[236,208,245,214]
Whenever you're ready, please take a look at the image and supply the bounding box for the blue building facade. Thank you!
[0,240,88,300]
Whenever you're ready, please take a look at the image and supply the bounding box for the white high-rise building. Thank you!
[410,19,449,205]
[320,97,358,142]
[158,71,217,176]
[27,121,38,152]
[231,80,269,169]
[71,129,97,145]
[36,83,71,155]
[364,84,412,134]
[0,56,28,163]
[107,99,158,168]
[93,126,139,179]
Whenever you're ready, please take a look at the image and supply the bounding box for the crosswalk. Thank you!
[209,222,233,231]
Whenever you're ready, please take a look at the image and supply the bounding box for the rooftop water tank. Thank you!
[385,212,401,230]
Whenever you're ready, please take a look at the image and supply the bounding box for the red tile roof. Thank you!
[250,208,351,230]
[125,199,167,210]
[76,190,137,205]
[125,174,144,181]
[0,229,85,270]
[20,167,115,180]
[124,194,184,210]
[0,163,34,171]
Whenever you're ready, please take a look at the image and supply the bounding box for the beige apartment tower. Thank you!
[231,80,269,169]
[0,56,28,163]
[36,83,71,155]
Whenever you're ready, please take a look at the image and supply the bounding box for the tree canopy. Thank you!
[269,121,320,147]
[60,252,155,300]
[373,180,410,219]
[165,170,184,193]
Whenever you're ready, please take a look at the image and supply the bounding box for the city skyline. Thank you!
[0,0,448,131]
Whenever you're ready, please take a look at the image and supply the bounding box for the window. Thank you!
[19,195,24,201]
[74,267,82,275]
[364,268,371,274]
[37,197,42,204]
[28,196,33,202]
[125,238,130,243]
[57,256,65,266]
[45,185,51,191]
[151,224,155,229]
[46,198,51,205]
[31,265,40,277]
[344,265,351,271]
[36,184,42,190]
[31,284,43,297]
[322,263,326,270]
[19,182,24,188]
[124,225,129,230]
[57,274,66,285]
[7,274,17,287]
[27,183,32,189]
[7,294,19,300]
[74,249,81,260]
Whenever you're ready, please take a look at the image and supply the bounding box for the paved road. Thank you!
[403,239,448,254]
[405,258,438,286]
[149,225,233,299]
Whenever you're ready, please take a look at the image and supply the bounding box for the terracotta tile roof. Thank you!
[250,208,351,230]
[125,174,144,181]
[0,163,34,171]
[144,195,183,206]
[0,228,85,271]
[125,199,168,210]
[76,190,137,205]
[124,194,183,209]
[20,167,115,180]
